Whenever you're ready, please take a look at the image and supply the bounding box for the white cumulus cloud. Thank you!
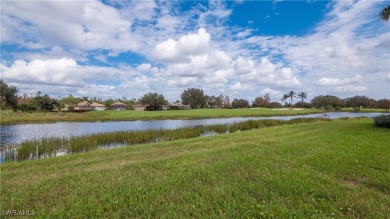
[153,28,211,63]
[317,75,362,86]
[1,1,138,52]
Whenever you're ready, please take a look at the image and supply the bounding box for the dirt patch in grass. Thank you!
[344,179,357,187]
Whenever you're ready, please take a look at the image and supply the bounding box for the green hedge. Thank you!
[373,115,390,128]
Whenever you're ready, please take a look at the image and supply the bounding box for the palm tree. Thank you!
[281,94,289,107]
[287,91,296,109]
[380,4,390,21]
[297,92,308,108]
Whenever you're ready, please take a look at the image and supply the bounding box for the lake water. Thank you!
[1,112,388,146]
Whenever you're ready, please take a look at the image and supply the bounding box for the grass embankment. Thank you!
[1,118,389,217]
[340,108,389,113]
[0,108,321,125]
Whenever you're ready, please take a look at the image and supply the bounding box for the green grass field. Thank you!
[0,108,321,125]
[341,108,389,112]
[94,108,322,120]
[1,118,389,218]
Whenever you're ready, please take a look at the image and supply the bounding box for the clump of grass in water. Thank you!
[4,118,330,162]
[205,124,229,134]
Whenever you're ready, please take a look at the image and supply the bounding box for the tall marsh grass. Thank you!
[3,118,330,162]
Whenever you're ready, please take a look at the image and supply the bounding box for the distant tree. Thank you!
[103,98,115,110]
[311,95,345,109]
[269,102,282,108]
[207,95,217,108]
[252,96,265,107]
[59,94,81,111]
[297,92,308,108]
[380,4,390,21]
[139,92,168,107]
[33,92,59,111]
[231,98,249,109]
[215,94,224,108]
[345,95,375,111]
[287,91,296,109]
[17,94,35,112]
[376,98,390,112]
[263,93,271,107]
[223,95,231,108]
[180,88,208,109]
[281,94,289,106]
[253,93,271,108]
[119,98,137,109]
[89,96,103,103]
[0,80,19,111]
[293,101,311,109]
[214,94,231,108]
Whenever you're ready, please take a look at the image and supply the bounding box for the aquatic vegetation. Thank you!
[2,118,331,162]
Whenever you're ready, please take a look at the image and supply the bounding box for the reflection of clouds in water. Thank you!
[1,112,388,146]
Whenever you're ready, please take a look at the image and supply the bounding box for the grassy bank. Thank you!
[1,118,389,217]
[341,108,389,113]
[0,108,321,125]
[1,108,388,125]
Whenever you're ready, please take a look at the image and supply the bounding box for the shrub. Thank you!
[353,106,360,112]
[325,105,333,111]
[334,106,342,111]
[373,115,390,128]
[269,102,283,108]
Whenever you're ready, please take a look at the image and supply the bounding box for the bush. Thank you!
[325,105,333,111]
[269,102,282,108]
[353,106,360,112]
[373,115,390,128]
[334,106,342,111]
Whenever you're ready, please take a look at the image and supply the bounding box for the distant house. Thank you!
[133,104,169,111]
[62,104,73,111]
[146,105,168,111]
[76,101,106,111]
[133,104,147,111]
[111,102,128,110]
[169,103,190,110]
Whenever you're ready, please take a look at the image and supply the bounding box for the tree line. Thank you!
[1,80,389,112]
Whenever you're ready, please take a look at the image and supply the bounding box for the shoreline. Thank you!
[0,109,322,125]
[1,108,387,125]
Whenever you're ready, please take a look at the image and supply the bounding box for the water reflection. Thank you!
[1,112,388,146]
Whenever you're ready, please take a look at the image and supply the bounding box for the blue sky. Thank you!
[228,1,329,36]
[1,0,389,102]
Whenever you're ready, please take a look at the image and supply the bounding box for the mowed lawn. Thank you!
[0,108,321,124]
[1,118,389,218]
[99,108,320,120]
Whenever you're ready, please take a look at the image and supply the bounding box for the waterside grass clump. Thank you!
[3,118,330,162]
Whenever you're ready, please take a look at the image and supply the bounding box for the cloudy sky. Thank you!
[1,0,389,102]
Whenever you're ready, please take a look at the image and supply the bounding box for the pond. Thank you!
[1,112,387,146]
